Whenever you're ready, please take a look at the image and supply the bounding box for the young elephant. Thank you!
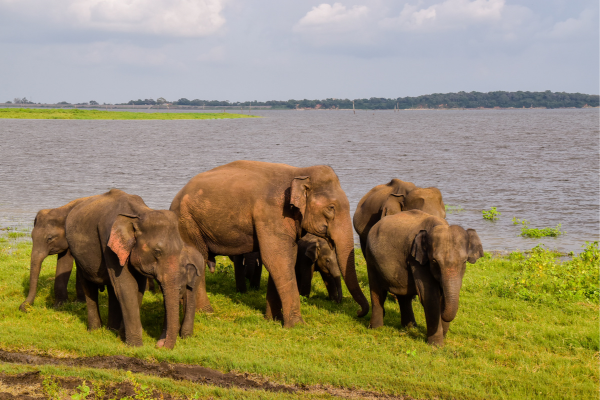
[65,189,204,349]
[295,233,342,302]
[365,210,483,346]
[20,195,98,312]
[230,252,263,293]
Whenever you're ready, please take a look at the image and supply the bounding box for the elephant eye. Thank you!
[324,205,335,218]
[46,236,56,243]
[153,249,162,258]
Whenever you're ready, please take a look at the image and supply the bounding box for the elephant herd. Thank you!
[19,160,483,348]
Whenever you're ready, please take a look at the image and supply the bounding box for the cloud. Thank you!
[293,3,369,33]
[0,0,226,37]
[381,0,505,32]
[546,8,597,40]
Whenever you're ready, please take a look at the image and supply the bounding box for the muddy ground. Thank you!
[0,350,413,399]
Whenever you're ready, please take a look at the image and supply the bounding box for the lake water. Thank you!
[0,108,598,253]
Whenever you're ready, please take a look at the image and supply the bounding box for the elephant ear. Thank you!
[180,244,204,278]
[290,176,310,217]
[466,229,484,264]
[382,194,404,217]
[410,230,428,265]
[108,214,138,267]
[304,240,320,263]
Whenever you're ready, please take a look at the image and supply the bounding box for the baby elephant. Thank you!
[365,210,483,346]
[295,233,342,302]
[20,195,98,312]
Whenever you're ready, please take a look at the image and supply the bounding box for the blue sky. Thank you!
[0,0,597,103]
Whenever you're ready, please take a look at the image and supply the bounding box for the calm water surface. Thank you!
[0,109,598,253]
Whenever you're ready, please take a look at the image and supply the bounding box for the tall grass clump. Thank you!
[491,242,599,303]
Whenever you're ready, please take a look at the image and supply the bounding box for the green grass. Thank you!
[0,237,597,399]
[0,108,258,120]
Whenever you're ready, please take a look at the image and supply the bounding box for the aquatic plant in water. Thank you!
[482,207,500,221]
[444,205,464,214]
[513,217,563,238]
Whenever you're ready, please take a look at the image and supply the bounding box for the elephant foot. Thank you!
[368,318,384,329]
[53,299,67,308]
[126,339,143,347]
[19,302,32,313]
[76,295,86,303]
[283,315,305,328]
[427,335,445,347]
[180,326,193,339]
[401,320,417,328]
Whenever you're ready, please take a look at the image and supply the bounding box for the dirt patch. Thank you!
[0,370,177,399]
[0,350,413,399]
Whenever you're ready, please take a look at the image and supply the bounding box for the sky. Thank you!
[0,0,597,103]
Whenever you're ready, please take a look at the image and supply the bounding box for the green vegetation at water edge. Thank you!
[482,207,501,221]
[0,108,257,120]
[0,237,597,400]
[444,204,464,214]
[512,218,564,238]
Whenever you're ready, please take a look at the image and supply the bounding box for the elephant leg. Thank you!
[367,262,386,329]
[319,270,340,302]
[259,236,304,328]
[397,295,417,328]
[194,265,213,313]
[412,267,444,346]
[232,255,248,293]
[81,278,102,331]
[107,267,143,347]
[75,266,86,302]
[249,256,262,290]
[265,274,283,321]
[180,282,197,338]
[107,284,123,335]
[53,250,74,307]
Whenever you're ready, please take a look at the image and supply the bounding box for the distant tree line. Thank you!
[125,91,599,109]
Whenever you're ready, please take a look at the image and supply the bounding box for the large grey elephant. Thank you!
[365,210,483,346]
[353,179,445,253]
[170,160,369,327]
[20,196,98,312]
[65,189,204,349]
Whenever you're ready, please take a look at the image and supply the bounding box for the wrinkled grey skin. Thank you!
[65,189,204,349]
[365,210,483,346]
[20,196,98,312]
[353,179,446,254]
[231,252,263,293]
[295,233,342,302]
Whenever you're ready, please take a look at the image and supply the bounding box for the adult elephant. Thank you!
[365,210,483,345]
[66,189,203,349]
[170,160,369,326]
[20,196,97,312]
[230,252,263,293]
[295,233,342,302]
[353,179,445,253]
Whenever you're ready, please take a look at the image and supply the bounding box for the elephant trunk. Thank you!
[158,261,181,349]
[441,275,462,322]
[20,249,47,312]
[333,275,342,303]
[332,218,369,317]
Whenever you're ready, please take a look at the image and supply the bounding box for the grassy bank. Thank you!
[0,108,257,120]
[0,236,597,399]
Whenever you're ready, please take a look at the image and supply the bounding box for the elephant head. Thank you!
[290,167,369,316]
[411,225,483,322]
[296,233,342,302]
[404,188,446,219]
[107,211,202,349]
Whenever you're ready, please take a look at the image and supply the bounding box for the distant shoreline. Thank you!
[0,108,258,120]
